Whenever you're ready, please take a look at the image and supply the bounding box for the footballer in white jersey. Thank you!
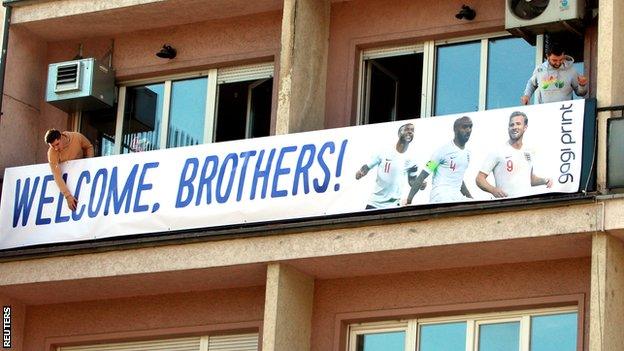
[476,111,552,198]
[480,142,534,197]
[428,141,472,202]
[407,116,473,205]
[365,148,418,208]
[356,123,422,209]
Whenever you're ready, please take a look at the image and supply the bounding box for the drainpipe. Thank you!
[0,4,9,195]
[0,4,12,120]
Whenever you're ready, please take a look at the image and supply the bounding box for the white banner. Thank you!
[0,100,585,249]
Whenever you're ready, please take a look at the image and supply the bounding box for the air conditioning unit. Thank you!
[506,0,585,37]
[46,58,115,112]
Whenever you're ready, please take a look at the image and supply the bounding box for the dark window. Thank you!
[363,53,423,124]
[80,106,117,156]
[215,78,273,142]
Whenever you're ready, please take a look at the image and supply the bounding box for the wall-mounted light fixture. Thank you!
[156,45,177,59]
[455,5,476,20]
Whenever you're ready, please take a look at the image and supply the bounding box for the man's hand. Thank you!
[355,166,369,180]
[490,187,508,198]
[578,75,588,86]
[65,194,78,211]
[520,95,530,105]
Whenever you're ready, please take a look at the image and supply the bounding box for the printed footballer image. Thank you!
[354,123,425,209]
[476,111,552,198]
[407,116,474,205]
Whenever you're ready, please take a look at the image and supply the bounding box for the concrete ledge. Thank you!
[0,200,605,286]
[11,0,165,23]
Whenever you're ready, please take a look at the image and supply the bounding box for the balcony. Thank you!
[0,98,602,257]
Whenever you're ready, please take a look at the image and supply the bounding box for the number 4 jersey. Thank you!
[427,141,471,203]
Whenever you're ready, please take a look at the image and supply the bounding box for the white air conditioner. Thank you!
[505,0,585,34]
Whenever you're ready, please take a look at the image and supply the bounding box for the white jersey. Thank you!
[366,148,417,208]
[427,141,471,203]
[480,142,534,198]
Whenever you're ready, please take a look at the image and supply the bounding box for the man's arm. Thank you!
[521,68,539,105]
[460,181,472,198]
[572,72,588,97]
[531,170,553,188]
[406,169,429,205]
[48,150,78,211]
[79,133,94,158]
[476,171,507,198]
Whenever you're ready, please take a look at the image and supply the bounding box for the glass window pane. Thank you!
[530,313,577,351]
[486,37,535,109]
[419,322,466,351]
[478,321,520,351]
[122,83,164,153]
[167,77,207,148]
[435,41,480,115]
[356,331,405,351]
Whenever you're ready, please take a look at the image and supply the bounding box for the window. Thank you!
[486,37,535,109]
[348,308,578,351]
[357,331,406,351]
[215,65,273,142]
[358,34,549,122]
[359,45,425,124]
[419,321,466,350]
[349,322,413,351]
[121,83,165,153]
[477,320,520,351]
[58,332,259,351]
[167,77,208,148]
[434,40,481,115]
[83,62,274,155]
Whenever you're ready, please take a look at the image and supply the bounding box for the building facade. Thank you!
[0,0,623,350]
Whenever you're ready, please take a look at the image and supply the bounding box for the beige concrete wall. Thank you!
[596,0,624,108]
[596,1,624,191]
[0,26,48,174]
[263,263,314,351]
[275,0,330,135]
[22,286,265,349]
[589,233,624,351]
[311,258,590,351]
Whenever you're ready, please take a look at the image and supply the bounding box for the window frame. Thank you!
[357,32,545,123]
[107,63,273,155]
[348,306,579,351]
[347,320,418,351]
[56,332,259,351]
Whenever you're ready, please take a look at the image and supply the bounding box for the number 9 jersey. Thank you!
[480,142,534,198]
